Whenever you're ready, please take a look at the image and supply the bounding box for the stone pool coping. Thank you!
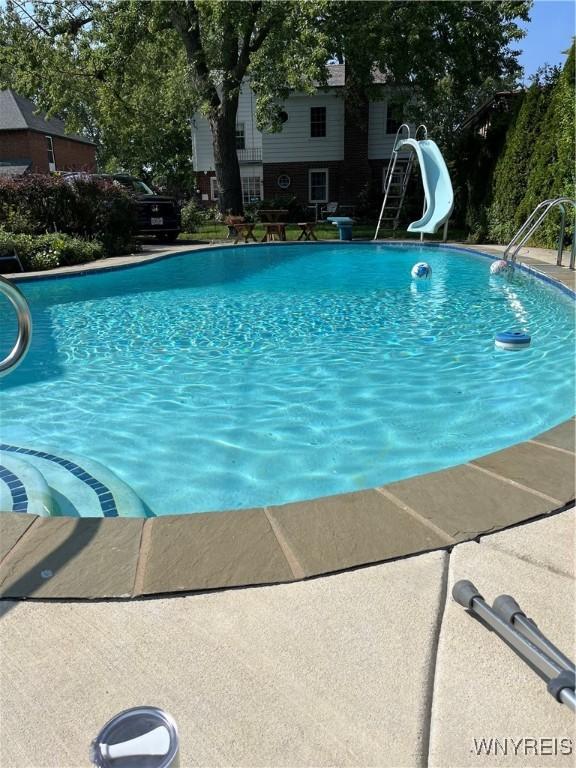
[1,243,574,599]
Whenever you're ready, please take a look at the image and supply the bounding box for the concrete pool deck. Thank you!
[1,507,574,767]
[0,240,574,598]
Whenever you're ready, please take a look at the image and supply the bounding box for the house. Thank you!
[191,64,407,210]
[460,90,524,138]
[0,89,96,176]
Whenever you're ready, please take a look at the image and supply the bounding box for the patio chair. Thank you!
[320,202,338,219]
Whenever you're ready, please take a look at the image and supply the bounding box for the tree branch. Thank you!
[233,1,261,80]
[11,0,50,36]
[169,0,220,112]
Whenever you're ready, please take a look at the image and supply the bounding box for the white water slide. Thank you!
[374,125,454,238]
[399,138,454,234]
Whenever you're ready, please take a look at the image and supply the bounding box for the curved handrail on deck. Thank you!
[505,198,576,269]
[0,276,32,376]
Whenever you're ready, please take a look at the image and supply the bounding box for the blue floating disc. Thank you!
[495,331,531,350]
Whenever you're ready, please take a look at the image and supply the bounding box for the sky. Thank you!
[517,0,575,81]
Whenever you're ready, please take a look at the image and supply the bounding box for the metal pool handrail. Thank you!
[0,275,32,376]
[504,197,576,268]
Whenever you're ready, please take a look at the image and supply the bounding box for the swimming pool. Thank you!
[1,243,574,516]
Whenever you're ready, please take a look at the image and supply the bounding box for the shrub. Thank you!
[521,44,575,247]
[486,73,556,244]
[0,229,104,272]
[180,199,205,233]
[0,174,138,254]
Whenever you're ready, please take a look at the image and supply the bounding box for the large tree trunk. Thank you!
[210,105,243,215]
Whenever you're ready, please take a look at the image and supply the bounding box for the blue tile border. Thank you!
[0,464,28,514]
[0,444,118,517]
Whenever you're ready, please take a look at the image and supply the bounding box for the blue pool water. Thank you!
[1,243,574,515]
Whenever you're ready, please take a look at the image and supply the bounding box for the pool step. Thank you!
[0,444,147,518]
[0,453,54,516]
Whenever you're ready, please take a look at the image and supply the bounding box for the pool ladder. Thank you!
[504,197,576,269]
[0,275,32,376]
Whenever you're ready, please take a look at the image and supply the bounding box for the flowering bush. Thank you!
[0,229,104,272]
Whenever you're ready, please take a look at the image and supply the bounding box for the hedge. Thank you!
[0,174,138,255]
[486,44,575,247]
[486,74,556,244]
[520,44,575,246]
[0,229,104,272]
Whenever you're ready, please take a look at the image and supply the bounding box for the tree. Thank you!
[0,1,195,194]
[1,0,530,214]
[486,42,574,247]
[486,69,557,244]
[521,42,575,246]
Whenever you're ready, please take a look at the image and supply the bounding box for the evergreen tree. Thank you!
[521,42,575,247]
[486,69,557,244]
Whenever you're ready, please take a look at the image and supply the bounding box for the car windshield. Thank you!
[115,177,155,195]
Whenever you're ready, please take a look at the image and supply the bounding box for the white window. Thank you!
[309,169,328,203]
[46,135,56,171]
[235,123,245,150]
[241,176,262,204]
[210,176,219,200]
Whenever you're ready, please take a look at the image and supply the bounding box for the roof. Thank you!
[0,89,96,145]
[0,159,32,177]
[324,63,388,87]
[460,89,524,131]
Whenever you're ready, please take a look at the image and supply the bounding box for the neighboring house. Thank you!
[460,90,524,138]
[191,64,407,209]
[0,89,96,177]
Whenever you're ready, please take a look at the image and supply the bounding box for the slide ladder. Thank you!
[374,124,454,240]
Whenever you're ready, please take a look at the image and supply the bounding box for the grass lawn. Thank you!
[179,221,469,243]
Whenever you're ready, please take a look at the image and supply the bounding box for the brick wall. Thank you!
[51,134,96,172]
[263,161,343,207]
[196,171,216,203]
[0,131,31,164]
[0,130,96,172]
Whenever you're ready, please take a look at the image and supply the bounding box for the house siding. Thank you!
[261,92,344,163]
[192,82,263,172]
[368,100,398,160]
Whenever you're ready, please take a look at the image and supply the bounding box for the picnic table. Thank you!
[258,209,289,223]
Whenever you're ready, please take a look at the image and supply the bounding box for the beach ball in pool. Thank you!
[411,262,432,279]
[490,259,510,275]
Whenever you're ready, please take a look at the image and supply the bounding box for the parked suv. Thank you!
[64,173,181,242]
[109,175,181,242]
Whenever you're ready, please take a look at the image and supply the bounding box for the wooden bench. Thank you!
[296,222,317,241]
[233,222,257,244]
[261,222,287,242]
[225,216,257,244]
